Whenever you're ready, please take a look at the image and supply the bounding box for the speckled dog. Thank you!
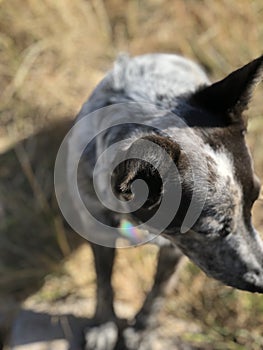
[67,53,263,349]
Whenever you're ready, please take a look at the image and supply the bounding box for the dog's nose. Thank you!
[241,228,263,293]
[243,268,263,293]
[253,175,262,200]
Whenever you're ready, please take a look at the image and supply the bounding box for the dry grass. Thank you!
[1,0,263,348]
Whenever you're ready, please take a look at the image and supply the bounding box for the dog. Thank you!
[64,53,263,349]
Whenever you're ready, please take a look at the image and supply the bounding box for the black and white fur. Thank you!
[67,53,263,349]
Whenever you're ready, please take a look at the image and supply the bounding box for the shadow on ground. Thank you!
[0,118,86,346]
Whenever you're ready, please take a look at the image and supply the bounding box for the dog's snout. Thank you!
[225,228,263,293]
[174,225,263,294]
[243,268,263,293]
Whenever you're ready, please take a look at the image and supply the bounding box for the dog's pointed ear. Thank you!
[191,55,263,119]
[113,134,180,209]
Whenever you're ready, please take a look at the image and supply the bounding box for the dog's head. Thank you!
[113,56,263,293]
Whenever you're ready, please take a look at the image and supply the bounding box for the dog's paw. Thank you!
[84,322,118,350]
[122,327,147,350]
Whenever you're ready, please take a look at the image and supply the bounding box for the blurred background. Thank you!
[0,0,263,349]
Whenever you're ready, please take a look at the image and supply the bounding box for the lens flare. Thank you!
[118,219,149,244]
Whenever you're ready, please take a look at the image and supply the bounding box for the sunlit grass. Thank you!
[0,0,263,348]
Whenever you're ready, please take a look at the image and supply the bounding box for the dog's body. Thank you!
[66,53,263,349]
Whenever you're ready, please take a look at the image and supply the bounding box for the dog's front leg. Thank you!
[85,244,119,350]
[135,244,183,329]
[123,244,183,349]
[91,243,116,322]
